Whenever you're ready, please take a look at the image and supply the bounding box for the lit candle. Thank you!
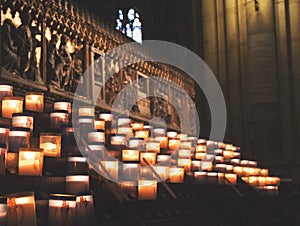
[197,139,207,144]
[131,122,144,131]
[156,154,171,166]
[128,138,144,150]
[25,92,44,112]
[100,160,118,181]
[88,131,105,143]
[230,159,240,165]
[5,152,18,174]
[178,149,191,158]
[155,136,168,149]
[169,138,180,150]
[240,160,250,166]
[169,167,184,183]
[12,113,34,131]
[194,172,207,183]
[177,133,188,140]
[94,119,105,130]
[135,130,149,139]
[207,172,218,184]
[153,128,166,137]
[153,166,170,181]
[177,158,192,172]
[117,118,131,128]
[67,157,88,175]
[196,145,207,152]
[2,96,23,118]
[218,172,225,184]
[180,141,192,149]
[66,175,90,195]
[40,133,61,157]
[260,169,269,177]
[78,106,94,117]
[0,197,7,226]
[48,194,76,226]
[111,134,126,146]
[138,180,157,200]
[195,152,206,160]
[140,152,157,166]
[248,176,259,187]
[122,149,140,162]
[50,111,69,129]
[0,144,6,174]
[0,125,9,149]
[233,166,243,176]
[122,163,140,181]
[201,161,213,171]
[167,131,177,138]
[215,164,227,172]
[0,84,13,101]
[215,156,224,163]
[233,152,241,158]
[8,128,30,153]
[117,127,133,137]
[18,148,44,176]
[191,160,201,171]
[99,113,113,121]
[214,149,223,155]
[223,150,234,159]
[264,186,278,196]
[7,192,37,226]
[54,102,71,114]
[75,193,95,226]
[225,173,237,185]
[248,161,257,167]
[226,165,234,173]
[146,140,160,153]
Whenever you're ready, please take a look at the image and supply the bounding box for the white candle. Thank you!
[138,180,157,200]
[153,128,166,137]
[66,175,90,195]
[18,148,43,176]
[118,118,131,127]
[12,113,34,131]
[0,84,13,101]
[7,192,37,226]
[25,92,44,112]
[40,133,61,157]
[2,97,23,118]
[48,194,76,226]
[128,138,144,149]
[167,131,177,138]
[54,102,71,114]
[99,113,113,121]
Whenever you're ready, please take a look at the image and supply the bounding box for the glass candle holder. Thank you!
[194,172,207,184]
[110,134,126,146]
[207,172,218,184]
[169,167,184,183]
[146,140,160,153]
[86,143,105,160]
[138,180,157,200]
[218,172,225,185]
[0,84,13,101]
[225,173,237,185]
[54,102,71,114]
[7,192,37,226]
[0,197,7,226]
[156,154,171,166]
[122,163,140,181]
[177,133,188,140]
[88,131,105,143]
[75,193,95,226]
[215,164,227,172]
[66,175,90,195]
[122,149,140,162]
[12,113,34,131]
[140,152,157,166]
[196,145,207,152]
[167,131,177,138]
[131,122,144,131]
[233,166,244,176]
[5,151,19,174]
[2,96,23,118]
[78,106,94,117]
[18,148,44,176]
[40,133,61,157]
[180,141,192,149]
[223,150,234,159]
[153,128,166,137]
[94,119,105,130]
[99,113,113,121]
[67,156,88,175]
[128,138,144,150]
[178,149,191,158]
[195,152,206,160]
[201,161,213,171]
[177,158,192,172]
[78,117,94,139]
[50,111,69,129]
[260,169,269,177]
[153,166,169,181]
[191,160,201,171]
[25,92,44,112]
[48,194,76,226]
[8,128,30,153]
[135,130,149,139]
[155,136,168,149]
[100,160,119,181]
[169,138,180,150]
[0,144,7,175]
[0,124,9,147]
[117,127,133,137]
[117,118,131,128]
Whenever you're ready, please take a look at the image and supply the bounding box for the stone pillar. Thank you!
[288,0,300,156]
[275,0,295,161]
[246,0,281,162]
[224,0,244,147]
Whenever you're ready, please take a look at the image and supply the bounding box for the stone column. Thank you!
[275,0,295,161]
[246,0,281,162]
[288,0,300,156]
[224,0,244,147]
